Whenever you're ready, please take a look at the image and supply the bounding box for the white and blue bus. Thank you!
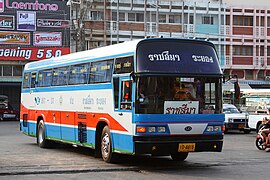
[20,38,224,163]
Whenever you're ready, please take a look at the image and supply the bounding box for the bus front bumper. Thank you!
[134,135,223,155]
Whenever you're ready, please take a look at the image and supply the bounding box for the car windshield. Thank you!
[223,107,240,114]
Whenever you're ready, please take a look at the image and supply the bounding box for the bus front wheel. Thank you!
[171,152,189,161]
[101,125,117,163]
[37,120,50,148]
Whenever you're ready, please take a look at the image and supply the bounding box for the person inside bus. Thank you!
[138,83,149,105]
[174,82,196,101]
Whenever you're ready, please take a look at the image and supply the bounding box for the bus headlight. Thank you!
[157,126,166,133]
[136,126,167,133]
[148,127,156,133]
[206,126,221,132]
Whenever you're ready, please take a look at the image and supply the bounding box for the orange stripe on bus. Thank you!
[20,104,128,132]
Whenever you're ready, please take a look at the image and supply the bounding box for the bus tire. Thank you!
[171,152,189,161]
[101,125,117,163]
[37,120,50,148]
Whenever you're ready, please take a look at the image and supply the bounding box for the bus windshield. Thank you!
[135,76,221,114]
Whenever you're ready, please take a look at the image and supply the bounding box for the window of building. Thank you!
[69,63,89,85]
[202,16,213,25]
[136,13,144,22]
[159,14,166,23]
[91,11,104,20]
[233,46,253,56]
[13,66,23,76]
[128,13,135,21]
[233,16,253,26]
[112,12,117,21]
[169,14,181,23]
[89,60,114,83]
[189,15,194,24]
[3,65,12,76]
[267,47,270,56]
[119,12,125,21]
[267,17,270,27]
[147,13,156,22]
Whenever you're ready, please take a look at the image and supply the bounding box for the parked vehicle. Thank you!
[246,106,270,132]
[223,104,250,134]
[0,95,19,121]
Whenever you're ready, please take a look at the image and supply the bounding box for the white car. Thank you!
[223,104,251,134]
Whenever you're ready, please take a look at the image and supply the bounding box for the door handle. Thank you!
[119,113,123,116]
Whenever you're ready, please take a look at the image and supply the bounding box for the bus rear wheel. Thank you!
[171,152,189,161]
[101,125,117,163]
[37,120,50,148]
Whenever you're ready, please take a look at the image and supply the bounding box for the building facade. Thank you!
[224,2,270,85]
[0,0,70,110]
[70,0,226,64]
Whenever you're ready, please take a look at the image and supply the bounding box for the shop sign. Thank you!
[34,32,62,46]
[0,47,70,60]
[37,19,69,28]
[0,31,30,45]
[0,15,14,30]
[17,11,36,31]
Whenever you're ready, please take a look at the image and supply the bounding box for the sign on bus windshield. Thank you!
[136,39,222,75]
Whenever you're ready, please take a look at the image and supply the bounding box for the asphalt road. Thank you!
[0,121,270,180]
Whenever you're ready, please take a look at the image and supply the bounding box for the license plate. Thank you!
[238,124,245,128]
[178,143,195,152]
[3,114,16,118]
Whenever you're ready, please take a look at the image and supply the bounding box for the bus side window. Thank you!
[120,80,132,110]
[31,72,37,88]
[23,72,31,89]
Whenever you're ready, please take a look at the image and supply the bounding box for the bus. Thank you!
[20,38,224,163]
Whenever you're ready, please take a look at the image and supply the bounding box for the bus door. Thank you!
[24,72,37,135]
[113,76,133,114]
[119,77,133,111]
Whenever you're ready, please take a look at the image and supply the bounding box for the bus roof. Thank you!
[24,38,220,73]
[24,39,141,71]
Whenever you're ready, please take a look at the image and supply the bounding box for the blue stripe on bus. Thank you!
[20,121,133,154]
[134,114,225,124]
[21,83,113,93]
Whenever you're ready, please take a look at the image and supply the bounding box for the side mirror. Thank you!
[130,71,136,81]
